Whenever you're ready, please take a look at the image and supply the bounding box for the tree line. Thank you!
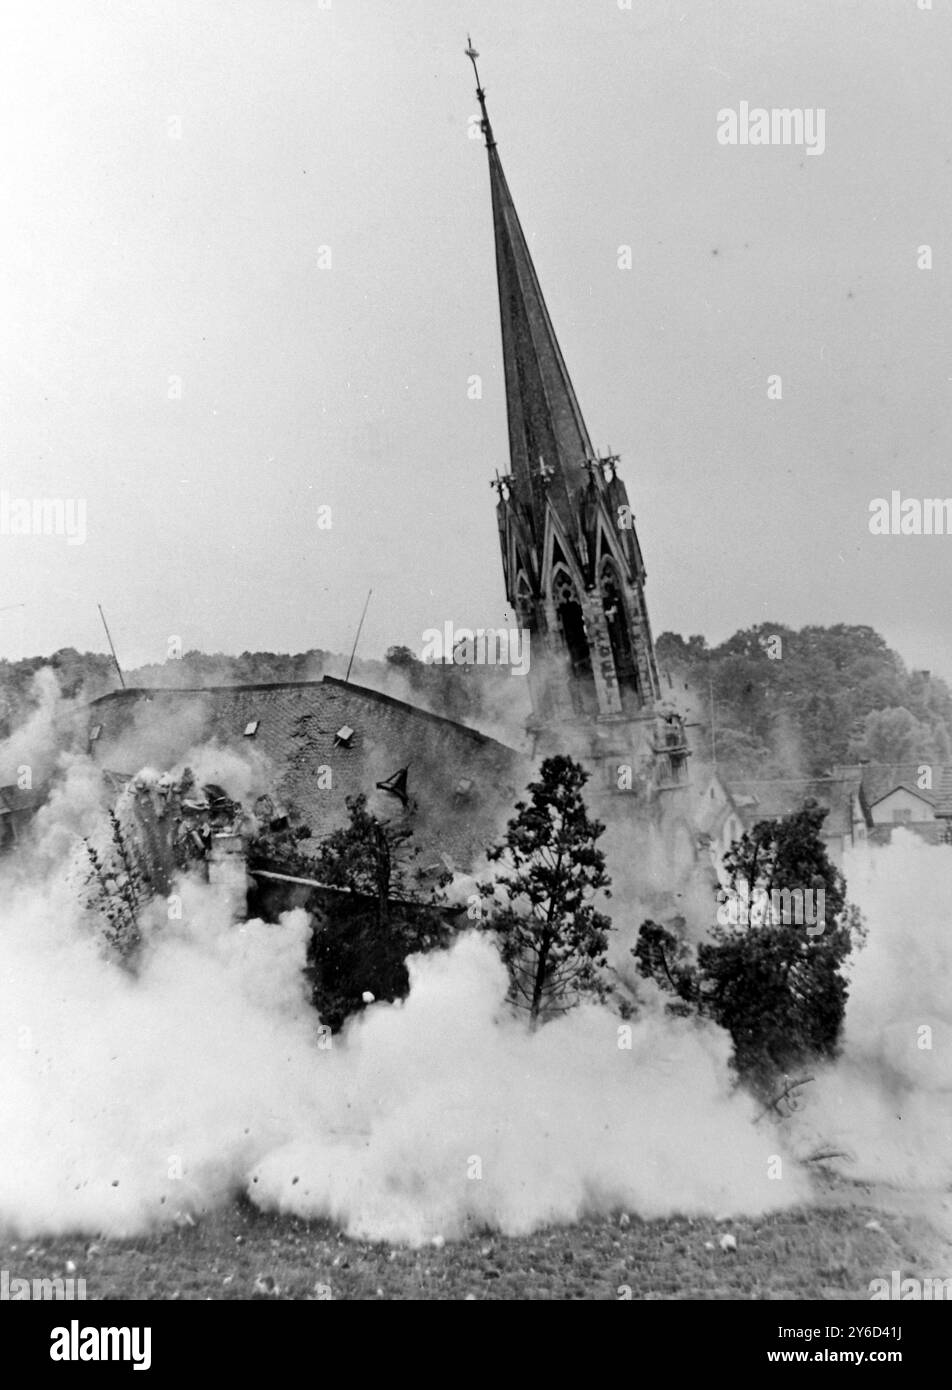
[657,622,952,776]
[1,623,946,775]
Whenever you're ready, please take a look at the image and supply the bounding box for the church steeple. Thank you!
[467,42,678,755]
[466,37,592,537]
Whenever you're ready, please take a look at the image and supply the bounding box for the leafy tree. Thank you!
[656,622,952,777]
[848,705,937,765]
[312,793,430,928]
[303,896,450,1032]
[656,632,708,665]
[632,917,697,1018]
[246,821,314,877]
[50,647,115,699]
[709,728,784,778]
[384,644,421,670]
[635,801,865,1094]
[304,793,450,1028]
[480,755,612,1027]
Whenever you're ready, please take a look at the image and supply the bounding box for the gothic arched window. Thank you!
[515,570,536,632]
[599,558,641,711]
[553,566,596,716]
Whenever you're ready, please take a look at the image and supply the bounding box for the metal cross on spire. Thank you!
[465,35,495,149]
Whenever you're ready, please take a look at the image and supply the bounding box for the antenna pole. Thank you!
[98,604,126,688]
[344,589,372,685]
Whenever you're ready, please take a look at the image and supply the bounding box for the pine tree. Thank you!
[481,755,612,1026]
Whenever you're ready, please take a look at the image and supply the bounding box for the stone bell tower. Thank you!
[466,40,689,797]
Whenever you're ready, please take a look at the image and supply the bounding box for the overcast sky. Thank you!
[1,0,950,682]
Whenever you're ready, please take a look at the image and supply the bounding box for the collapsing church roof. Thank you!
[85,676,527,870]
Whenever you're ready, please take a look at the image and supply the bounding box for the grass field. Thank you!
[4,1179,949,1300]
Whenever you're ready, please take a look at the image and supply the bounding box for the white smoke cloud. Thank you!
[250,934,801,1243]
[1,724,950,1248]
[786,831,952,1193]
[93,696,211,778]
[0,666,79,787]
[25,754,110,874]
[0,753,806,1243]
[0,870,319,1237]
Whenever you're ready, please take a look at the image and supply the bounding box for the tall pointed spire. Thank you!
[466,39,593,530]
[466,43,689,793]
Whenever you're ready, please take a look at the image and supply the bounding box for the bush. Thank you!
[301,793,452,1029]
[304,897,451,1032]
[635,801,865,1095]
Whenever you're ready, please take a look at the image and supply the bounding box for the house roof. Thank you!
[717,775,865,839]
[833,761,952,817]
[867,783,937,812]
[85,677,528,870]
[848,763,940,809]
